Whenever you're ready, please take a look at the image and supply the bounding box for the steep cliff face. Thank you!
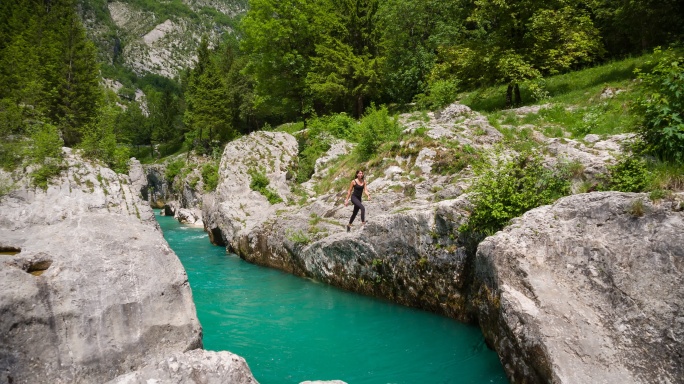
[0,150,208,383]
[80,0,247,77]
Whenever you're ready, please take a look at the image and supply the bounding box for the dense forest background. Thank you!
[0,0,683,184]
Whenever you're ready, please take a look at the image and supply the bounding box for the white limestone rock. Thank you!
[474,192,684,384]
[107,350,258,384]
[0,150,202,383]
[202,131,298,245]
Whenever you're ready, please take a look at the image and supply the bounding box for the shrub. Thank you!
[27,124,64,189]
[460,153,571,244]
[432,144,482,175]
[635,47,684,163]
[414,79,460,110]
[165,159,185,182]
[248,168,283,204]
[308,113,358,142]
[201,162,219,192]
[356,105,401,161]
[80,106,131,173]
[295,129,331,184]
[602,155,651,192]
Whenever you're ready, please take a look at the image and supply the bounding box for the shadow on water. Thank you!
[155,211,508,384]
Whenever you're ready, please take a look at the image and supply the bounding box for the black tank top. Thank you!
[352,180,364,198]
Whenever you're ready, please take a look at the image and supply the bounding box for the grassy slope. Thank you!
[461,55,655,137]
[305,53,682,197]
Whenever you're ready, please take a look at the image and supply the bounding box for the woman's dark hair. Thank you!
[354,170,364,179]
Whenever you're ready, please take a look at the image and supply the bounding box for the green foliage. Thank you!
[26,123,65,189]
[296,132,331,184]
[241,0,317,120]
[306,0,384,117]
[313,113,360,142]
[627,199,646,217]
[356,105,401,160]
[294,113,359,183]
[432,143,482,175]
[165,159,185,182]
[377,0,465,104]
[602,156,652,193]
[248,168,283,204]
[0,0,102,145]
[433,1,604,106]
[590,0,684,56]
[79,106,130,173]
[286,229,311,245]
[461,153,571,241]
[201,162,219,192]
[635,48,684,163]
[26,124,63,164]
[414,79,460,110]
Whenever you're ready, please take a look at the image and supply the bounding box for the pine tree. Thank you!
[43,0,102,145]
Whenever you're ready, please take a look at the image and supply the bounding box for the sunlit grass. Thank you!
[460,54,656,140]
[460,54,655,112]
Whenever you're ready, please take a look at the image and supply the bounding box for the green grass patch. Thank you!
[201,162,219,192]
[461,55,655,112]
[248,168,283,204]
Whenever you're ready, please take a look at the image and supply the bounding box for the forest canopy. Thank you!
[0,0,682,178]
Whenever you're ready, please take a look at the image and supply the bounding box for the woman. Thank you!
[344,170,371,232]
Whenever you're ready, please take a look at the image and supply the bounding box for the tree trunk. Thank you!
[506,84,513,108]
[514,84,521,106]
[356,95,364,119]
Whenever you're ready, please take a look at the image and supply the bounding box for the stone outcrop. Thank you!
[202,131,298,246]
[473,192,684,384]
[0,150,212,383]
[143,163,171,208]
[107,350,257,384]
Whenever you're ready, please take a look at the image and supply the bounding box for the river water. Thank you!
[156,211,507,384]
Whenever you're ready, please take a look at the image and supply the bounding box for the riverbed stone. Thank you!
[473,192,684,384]
[0,149,203,383]
[107,350,258,384]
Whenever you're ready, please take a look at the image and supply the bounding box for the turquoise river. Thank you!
[156,211,508,384]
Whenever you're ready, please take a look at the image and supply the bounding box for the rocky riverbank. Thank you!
[196,103,684,383]
[0,149,258,383]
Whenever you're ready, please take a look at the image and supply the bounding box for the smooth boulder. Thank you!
[473,192,684,383]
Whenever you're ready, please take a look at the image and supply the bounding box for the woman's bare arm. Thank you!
[344,181,354,206]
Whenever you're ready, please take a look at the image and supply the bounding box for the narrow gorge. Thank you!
[1,102,682,383]
[151,103,684,383]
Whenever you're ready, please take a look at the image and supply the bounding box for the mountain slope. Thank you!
[79,0,247,78]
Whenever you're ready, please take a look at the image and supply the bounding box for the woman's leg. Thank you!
[349,205,359,224]
[350,196,365,224]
